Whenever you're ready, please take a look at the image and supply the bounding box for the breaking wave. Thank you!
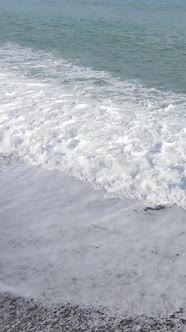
[0,43,186,207]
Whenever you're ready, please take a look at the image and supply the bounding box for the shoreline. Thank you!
[1,160,186,317]
[1,292,186,332]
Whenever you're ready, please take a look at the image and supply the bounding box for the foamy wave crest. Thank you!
[0,43,186,207]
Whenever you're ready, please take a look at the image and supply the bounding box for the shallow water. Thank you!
[0,0,186,207]
[1,159,186,315]
[1,2,186,314]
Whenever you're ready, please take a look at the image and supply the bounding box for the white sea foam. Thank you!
[0,43,186,207]
[1,161,186,316]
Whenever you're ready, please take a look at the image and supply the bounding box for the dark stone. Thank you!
[144,205,165,212]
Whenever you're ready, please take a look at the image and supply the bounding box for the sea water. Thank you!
[0,0,186,207]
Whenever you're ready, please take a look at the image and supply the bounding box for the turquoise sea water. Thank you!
[0,0,186,92]
[0,0,186,207]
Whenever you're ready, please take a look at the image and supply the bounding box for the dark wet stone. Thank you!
[144,205,165,211]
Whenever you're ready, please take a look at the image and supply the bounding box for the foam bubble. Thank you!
[0,43,186,207]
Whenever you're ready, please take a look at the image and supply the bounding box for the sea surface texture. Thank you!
[0,0,186,207]
[1,1,186,320]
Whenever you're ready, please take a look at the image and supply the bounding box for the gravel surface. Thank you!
[1,293,186,332]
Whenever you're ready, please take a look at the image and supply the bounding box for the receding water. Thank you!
[0,0,186,207]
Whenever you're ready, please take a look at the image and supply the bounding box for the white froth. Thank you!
[0,43,186,207]
[1,161,186,316]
